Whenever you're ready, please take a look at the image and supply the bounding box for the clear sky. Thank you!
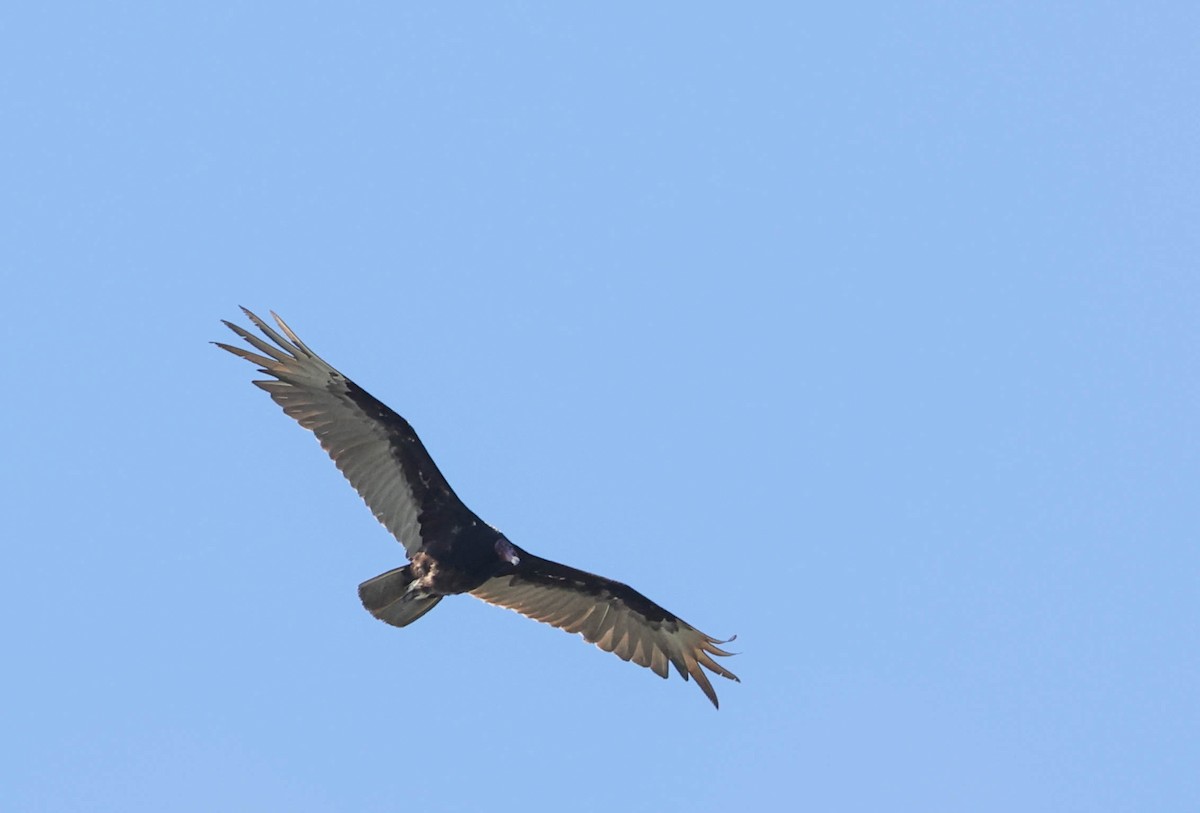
[2,4,1196,812]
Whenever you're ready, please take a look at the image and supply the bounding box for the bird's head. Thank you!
[495,537,521,567]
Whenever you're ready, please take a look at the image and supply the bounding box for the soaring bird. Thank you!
[216,309,739,707]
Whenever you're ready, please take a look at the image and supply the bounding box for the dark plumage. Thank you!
[215,309,739,707]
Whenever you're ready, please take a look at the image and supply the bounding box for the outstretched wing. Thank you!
[470,552,739,708]
[215,308,468,557]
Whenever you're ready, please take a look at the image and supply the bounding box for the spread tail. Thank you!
[358,566,443,628]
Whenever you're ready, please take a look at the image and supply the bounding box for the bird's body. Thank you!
[216,309,739,707]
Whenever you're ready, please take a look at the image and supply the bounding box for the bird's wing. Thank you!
[470,552,739,708]
[215,308,468,557]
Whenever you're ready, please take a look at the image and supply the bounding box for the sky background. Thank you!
[2,4,1197,811]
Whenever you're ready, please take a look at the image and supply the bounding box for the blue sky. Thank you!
[2,4,1196,811]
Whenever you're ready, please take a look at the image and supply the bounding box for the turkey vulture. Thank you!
[215,309,739,707]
